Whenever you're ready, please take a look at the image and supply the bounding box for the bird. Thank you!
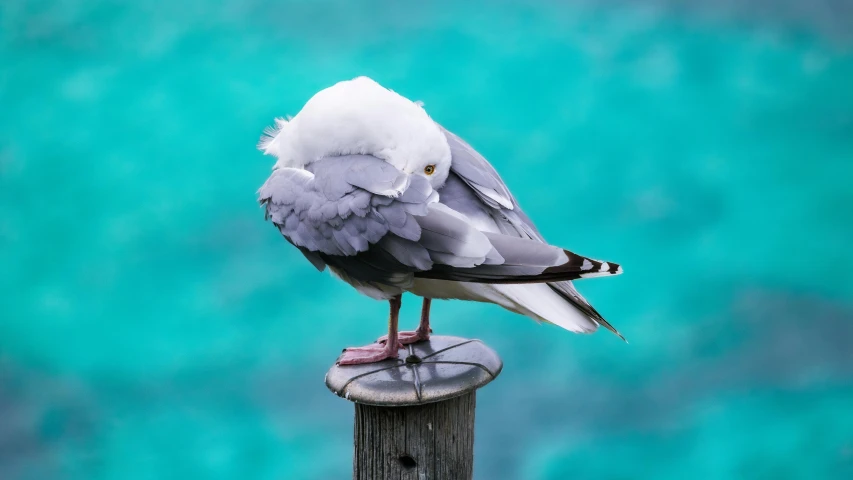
[257,76,623,365]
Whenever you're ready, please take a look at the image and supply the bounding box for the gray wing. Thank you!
[259,154,445,288]
[439,125,544,240]
[438,125,624,339]
[259,155,428,261]
[258,154,614,291]
[441,127,514,210]
[415,231,621,283]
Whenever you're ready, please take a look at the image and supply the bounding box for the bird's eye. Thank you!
[424,165,436,175]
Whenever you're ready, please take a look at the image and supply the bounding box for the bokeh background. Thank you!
[2,0,853,478]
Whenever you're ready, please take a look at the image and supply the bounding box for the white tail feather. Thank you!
[489,283,599,333]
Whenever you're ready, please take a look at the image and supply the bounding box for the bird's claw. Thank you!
[337,342,400,365]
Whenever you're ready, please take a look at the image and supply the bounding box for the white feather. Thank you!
[409,280,598,334]
[259,77,451,188]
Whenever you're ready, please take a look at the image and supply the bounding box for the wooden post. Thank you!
[326,336,503,480]
[353,392,475,479]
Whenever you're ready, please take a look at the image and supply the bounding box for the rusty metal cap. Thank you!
[325,336,503,406]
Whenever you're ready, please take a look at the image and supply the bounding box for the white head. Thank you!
[259,77,452,189]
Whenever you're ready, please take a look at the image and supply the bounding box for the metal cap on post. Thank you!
[326,336,503,480]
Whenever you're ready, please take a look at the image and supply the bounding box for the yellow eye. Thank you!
[424,165,436,175]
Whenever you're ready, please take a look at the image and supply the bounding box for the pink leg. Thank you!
[378,297,432,346]
[337,295,402,365]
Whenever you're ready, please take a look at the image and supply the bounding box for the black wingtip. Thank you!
[599,319,628,343]
[546,283,626,342]
[563,251,623,279]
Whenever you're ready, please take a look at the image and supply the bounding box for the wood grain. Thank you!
[353,392,476,480]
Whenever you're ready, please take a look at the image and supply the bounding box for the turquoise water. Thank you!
[2,1,853,478]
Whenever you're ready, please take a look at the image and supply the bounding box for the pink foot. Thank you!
[337,342,400,365]
[377,329,431,346]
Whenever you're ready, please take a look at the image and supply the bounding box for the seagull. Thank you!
[258,77,623,365]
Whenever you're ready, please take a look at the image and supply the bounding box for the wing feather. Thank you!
[259,153,608,291]
[437,124,625,339]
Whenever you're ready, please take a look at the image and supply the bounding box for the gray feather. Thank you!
[427,251,484,269]
[482,232,567,267]
[376,236,433,270]
[440,126,515,210]
[259,155,439,261]
[435,124,624,339]
[415,205,493,260]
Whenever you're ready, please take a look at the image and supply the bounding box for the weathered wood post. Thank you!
[326,336,503,480]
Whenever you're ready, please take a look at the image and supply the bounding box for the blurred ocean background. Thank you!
[2,1,853,478]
